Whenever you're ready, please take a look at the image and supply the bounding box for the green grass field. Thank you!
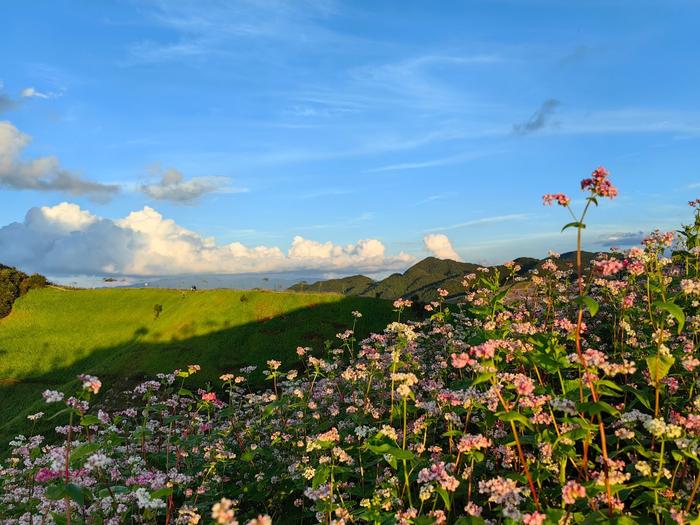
[0,287,398,446]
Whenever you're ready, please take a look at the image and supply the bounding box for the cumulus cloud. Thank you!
[0,121,119,201]
[513,99,560,135]
[0,203,414,276]
[423,233,462,261]
[141,167,237,202]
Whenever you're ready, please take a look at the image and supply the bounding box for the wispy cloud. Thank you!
[298,188,353,199]
[513,99,560,135]
[128,0,341,64]
[366,150,501,173]
[296,211,374,231]
[426,213,529,232]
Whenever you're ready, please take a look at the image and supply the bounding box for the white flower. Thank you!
[42,390,64,403]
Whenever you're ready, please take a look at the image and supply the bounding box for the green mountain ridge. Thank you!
[288,252,597,302]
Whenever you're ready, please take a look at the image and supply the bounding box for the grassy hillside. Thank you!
[0,287,397,446]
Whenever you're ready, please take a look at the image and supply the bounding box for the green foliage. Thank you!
[0,264,47,318]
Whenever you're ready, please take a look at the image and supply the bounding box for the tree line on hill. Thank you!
[0,265,48,318]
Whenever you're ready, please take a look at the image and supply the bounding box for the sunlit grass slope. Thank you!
[0,287,396,445]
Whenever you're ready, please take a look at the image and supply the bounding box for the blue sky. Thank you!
[0,0,698,279]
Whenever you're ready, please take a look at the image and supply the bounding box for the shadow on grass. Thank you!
[0,295,402,448]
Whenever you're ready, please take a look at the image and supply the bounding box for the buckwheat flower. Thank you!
[85,452,112,470]
[523,512,546,525]
[267,360,281,371]
[635,461,652,477]
[42,390,64,403]
[457,434,492,453]
[451,352,471,368]
[396,383,412,398]
[419,484,434,501]
[135,487,166,510]
[220,373,235,381]
[352,310,362,318]
[379,425,399,441]
[581,166,618,198]
[27,412,44,421]
[211,498,238,525]
[562,480,586,505]
[464,502,482,516]
[542,193,571,206]
[201,392,217,403]
[393,298,412,309]
[178,507,202,524]
[437,288,449,298]
[78,374,102,394]
[595,258,625,276]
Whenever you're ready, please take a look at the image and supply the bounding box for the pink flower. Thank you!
[35,468,61,482]
[594,258,624,276]
[457,434,492,453]
[625,259,645,276]
[523,512,546,525]
[542,193,571,206]
[581,166,618,198]
[78,374,102,394]
[562,480,586,505]
[451,352,471,369]
[202,392,217,403]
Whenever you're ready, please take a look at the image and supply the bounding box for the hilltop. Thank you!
[0,287,397,446]
[288,251,597,302]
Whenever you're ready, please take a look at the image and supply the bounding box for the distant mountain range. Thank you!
[287,252,597,302]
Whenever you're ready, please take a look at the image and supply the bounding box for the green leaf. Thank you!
[471,371,494,386]
[575,295,599,317]
[577,401,619,417]
[312,465,330,488]
[65,483,86,506]
[366,443,392,455]
[387,447,414,461]
[50,513,67,525]
[44,483,66,500]
[69,442,101,462]
[80,415,101,426]
[646,353,675,384]
[562,222,586,232]
[241,449,257,462]
[435,486,452,510]
[178,387,193,398]
[653,301,685,334]
[496,410,533,430]
[150,487,173,499]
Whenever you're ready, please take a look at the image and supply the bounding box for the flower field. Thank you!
[2,168,700,524]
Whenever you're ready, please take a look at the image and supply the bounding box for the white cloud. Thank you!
[0,121,119,201]
[426,213,528,232]
[140,167,239,202]
[0,202,414,276]
[20,87,50,99]
[423,233,462,261]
